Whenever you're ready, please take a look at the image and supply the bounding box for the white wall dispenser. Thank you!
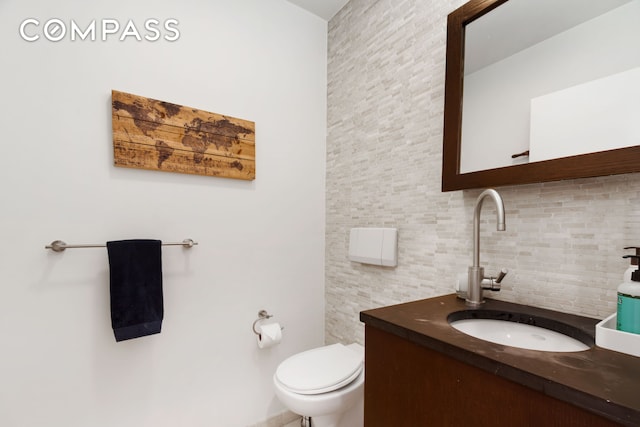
[348,227,398,267]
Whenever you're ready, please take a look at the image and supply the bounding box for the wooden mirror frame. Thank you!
[441,0,640,192]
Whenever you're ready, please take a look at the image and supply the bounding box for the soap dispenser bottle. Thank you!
[617,255,640,333]
[623,247,640,282]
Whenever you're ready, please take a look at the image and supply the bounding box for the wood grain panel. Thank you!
[364,326,622,427]
[111,90,255,180]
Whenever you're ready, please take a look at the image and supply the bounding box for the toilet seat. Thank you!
[275,343,363,395]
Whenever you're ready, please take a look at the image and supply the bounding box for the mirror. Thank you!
[442,0,640,191]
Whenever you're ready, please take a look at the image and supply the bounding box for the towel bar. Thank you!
[45,239,198,252]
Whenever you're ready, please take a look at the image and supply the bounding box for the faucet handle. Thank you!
[481,268,508,291]
[495,268,508,284]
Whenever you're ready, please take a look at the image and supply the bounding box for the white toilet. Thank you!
[273,343,364,427]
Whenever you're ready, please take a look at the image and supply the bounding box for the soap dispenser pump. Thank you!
[617,255,640,333]
[623,247,640,282]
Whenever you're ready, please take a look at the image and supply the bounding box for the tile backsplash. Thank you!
[325,0,640,345]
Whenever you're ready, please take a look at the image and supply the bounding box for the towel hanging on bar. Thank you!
[107,239,164,342]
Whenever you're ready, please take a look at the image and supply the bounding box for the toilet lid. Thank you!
[275,343,363,395]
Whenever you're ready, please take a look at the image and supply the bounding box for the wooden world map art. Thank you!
[111,90,255,180]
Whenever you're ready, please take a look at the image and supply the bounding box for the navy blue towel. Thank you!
[107,239,163,342]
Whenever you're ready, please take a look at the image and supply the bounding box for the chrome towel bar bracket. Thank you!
[45,238,198,252]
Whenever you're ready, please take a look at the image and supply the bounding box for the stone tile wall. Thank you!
[326,0,640,345]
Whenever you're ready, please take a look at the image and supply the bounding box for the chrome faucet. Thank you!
[466,189,508,307]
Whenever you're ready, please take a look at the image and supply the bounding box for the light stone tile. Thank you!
[325,0,640,345]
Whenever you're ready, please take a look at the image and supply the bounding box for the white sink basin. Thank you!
[450,318,590,352]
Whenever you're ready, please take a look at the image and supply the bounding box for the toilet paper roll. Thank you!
[256,322,282,349]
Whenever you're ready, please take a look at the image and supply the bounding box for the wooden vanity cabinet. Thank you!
[364,326,621,426]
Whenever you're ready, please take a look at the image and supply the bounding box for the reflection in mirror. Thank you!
[460,0,639,174]
[442,0,640,191]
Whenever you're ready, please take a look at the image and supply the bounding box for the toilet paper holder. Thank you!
[252,310,282,335]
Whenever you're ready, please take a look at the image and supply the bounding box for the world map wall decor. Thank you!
[111,90,255,180]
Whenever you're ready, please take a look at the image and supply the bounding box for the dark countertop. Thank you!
[360,294,640,427]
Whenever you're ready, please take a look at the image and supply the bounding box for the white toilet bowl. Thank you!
[273,343,364,427]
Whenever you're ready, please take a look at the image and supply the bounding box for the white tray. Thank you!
[595,313,640,357]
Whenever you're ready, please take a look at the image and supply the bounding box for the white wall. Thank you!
[0,1,327,426]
